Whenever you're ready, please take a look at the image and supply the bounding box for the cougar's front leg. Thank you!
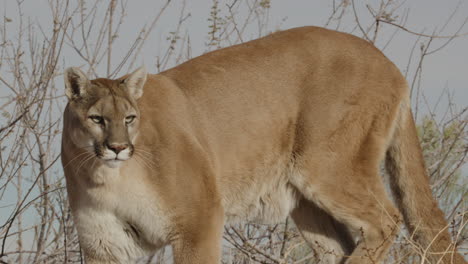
[171,205,225,264]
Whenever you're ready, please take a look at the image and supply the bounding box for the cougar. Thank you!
[61,26,465,263]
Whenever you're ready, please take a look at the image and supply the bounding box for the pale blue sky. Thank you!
[2,0,467,107]
[123,0,468,107]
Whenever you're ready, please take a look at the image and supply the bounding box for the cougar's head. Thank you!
[64,66,147,168]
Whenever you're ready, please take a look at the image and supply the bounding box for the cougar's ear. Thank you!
[121,66,147,100]
[64,67,90,100]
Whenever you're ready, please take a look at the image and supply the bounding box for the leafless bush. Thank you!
[0,0,466,263]
[0,0,179,262]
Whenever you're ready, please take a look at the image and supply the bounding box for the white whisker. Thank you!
[74,153,95,175]
[132,155,146,170]
[134,150,157,168]
[63,150,94,170]
[134,152,155,171]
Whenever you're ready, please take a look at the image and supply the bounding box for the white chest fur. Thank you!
[71,162,168,262]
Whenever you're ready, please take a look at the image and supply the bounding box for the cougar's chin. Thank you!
[104,159,123,168]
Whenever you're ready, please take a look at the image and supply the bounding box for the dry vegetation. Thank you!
[0,0,466,263]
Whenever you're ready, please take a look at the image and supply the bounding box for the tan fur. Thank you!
[61,27,465,264]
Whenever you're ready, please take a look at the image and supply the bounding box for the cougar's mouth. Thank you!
[93,142,133,168]
[101,155,130,169]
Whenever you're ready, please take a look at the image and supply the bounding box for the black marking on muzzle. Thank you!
[94,141,103,158]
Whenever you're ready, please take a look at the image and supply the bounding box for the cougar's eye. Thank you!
[125,115,136,125]
[89,115,104,124]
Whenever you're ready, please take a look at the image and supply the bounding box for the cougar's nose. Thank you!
[107,143,128,154]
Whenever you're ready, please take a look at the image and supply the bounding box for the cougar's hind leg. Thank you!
[291,198,355,264]
[291,164,402,264]
[290,90,407,263]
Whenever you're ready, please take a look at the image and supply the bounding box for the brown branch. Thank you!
[377,18,468,39]
[0,107,29,135]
